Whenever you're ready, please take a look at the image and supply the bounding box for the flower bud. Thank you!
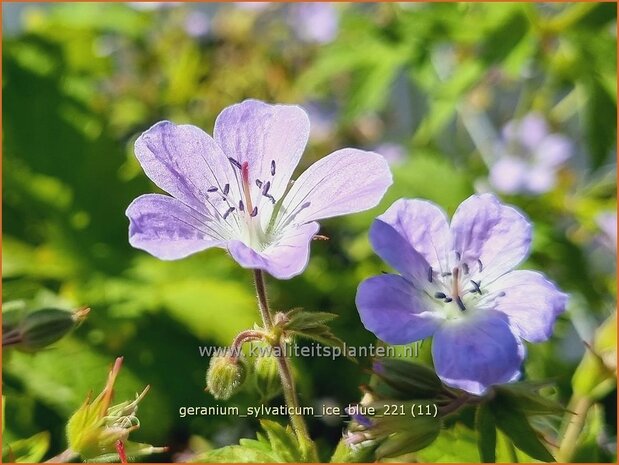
[16,307,89,352]
[206,353,247,400]
[253,352,281,401]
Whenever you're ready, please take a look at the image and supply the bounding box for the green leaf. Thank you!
[192,445,277,463]
[2,431,50,463]
[259,420,305,462]
[494,381,565,416]
[283,309,350,360]
[493,403,554,462]
[475,404,496,463]
[415,424,480,463]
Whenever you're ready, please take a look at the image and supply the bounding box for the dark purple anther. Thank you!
[434,292,446,299]
[256,179,263,188]
[223,206,235,220]
[271,160,276,176]
[262,181,271,195]
[470,280,481,294]
[455,296,466,311]
[207,186,218,193]
[462,263,469,275]
[428,266,433,283]
[228,157,242,170]
[444,297,453,303]
[250,206,258,217]
[239,200,245,212]
[223,183,230,195]
[477,259,483,272]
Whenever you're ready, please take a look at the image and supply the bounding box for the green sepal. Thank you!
[475,404,496,463]
[492,402,555,462]
[372,358,444,399]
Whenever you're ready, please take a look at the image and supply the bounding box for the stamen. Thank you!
[239,200,245,212]
[262,181,271,195]
[455,251,461,261]
[229,157,242,170]
[462,263,469,275]
[223,206,235,220]
[455,296,466,312]
[271,160,276,176]
[428,266,433,283]
[477,259,483,272]
[250,207,258,217]
[265,194,276,204]
[444,297,453,303]
[470,280,481,295]
[442,272,452,277]
[207,186,218,193]
[256,179,263,188]
[434,292,446,299]
[223,184,230,195]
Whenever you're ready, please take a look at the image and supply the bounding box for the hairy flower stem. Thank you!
[252,269,317,461]
[44,449,78,463]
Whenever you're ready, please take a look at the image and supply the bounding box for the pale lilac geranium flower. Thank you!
[596,212,617,254]
[356,194,567,395]
[289,3,339,44]
[126,100,392,279]
[374,142,406,166]
[489,113,572,195]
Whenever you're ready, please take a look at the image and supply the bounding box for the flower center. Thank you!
[426,254,487,320]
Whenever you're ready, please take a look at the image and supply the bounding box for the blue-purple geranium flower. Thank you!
[356,194,567,395]
[126,99,392,279]
[489,113,572,195]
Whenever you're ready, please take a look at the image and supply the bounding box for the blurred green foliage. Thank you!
[2,2,616,462]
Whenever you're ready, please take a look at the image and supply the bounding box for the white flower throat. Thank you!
[425,252,505,321]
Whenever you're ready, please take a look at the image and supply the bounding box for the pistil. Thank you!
[241,161,255,216]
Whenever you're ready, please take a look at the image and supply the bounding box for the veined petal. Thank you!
[371,199,451,278]
[356,274,443,345]
[214,100,310,230]
[276,148,392,229]
[450,194,531,283]
[126,194,222,260]
[226,222,319,279]
[134,121,240,214]
[432,312,525,395]
[486,270,568,343]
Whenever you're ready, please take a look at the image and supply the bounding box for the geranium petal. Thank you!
[356,274,443,345]
[134,121,239,214]
[489,157,528,194]
[450,193,531,283]
[432,312,525,395]
[486,270,568,343]
[226,222,319,280]
[126,194,222,260]
[370,199,451,279]
[214,100,310,229]
[276,148,392,229]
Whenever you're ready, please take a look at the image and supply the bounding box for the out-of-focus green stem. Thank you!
[557,395,592,462]
[252,269,318,462]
